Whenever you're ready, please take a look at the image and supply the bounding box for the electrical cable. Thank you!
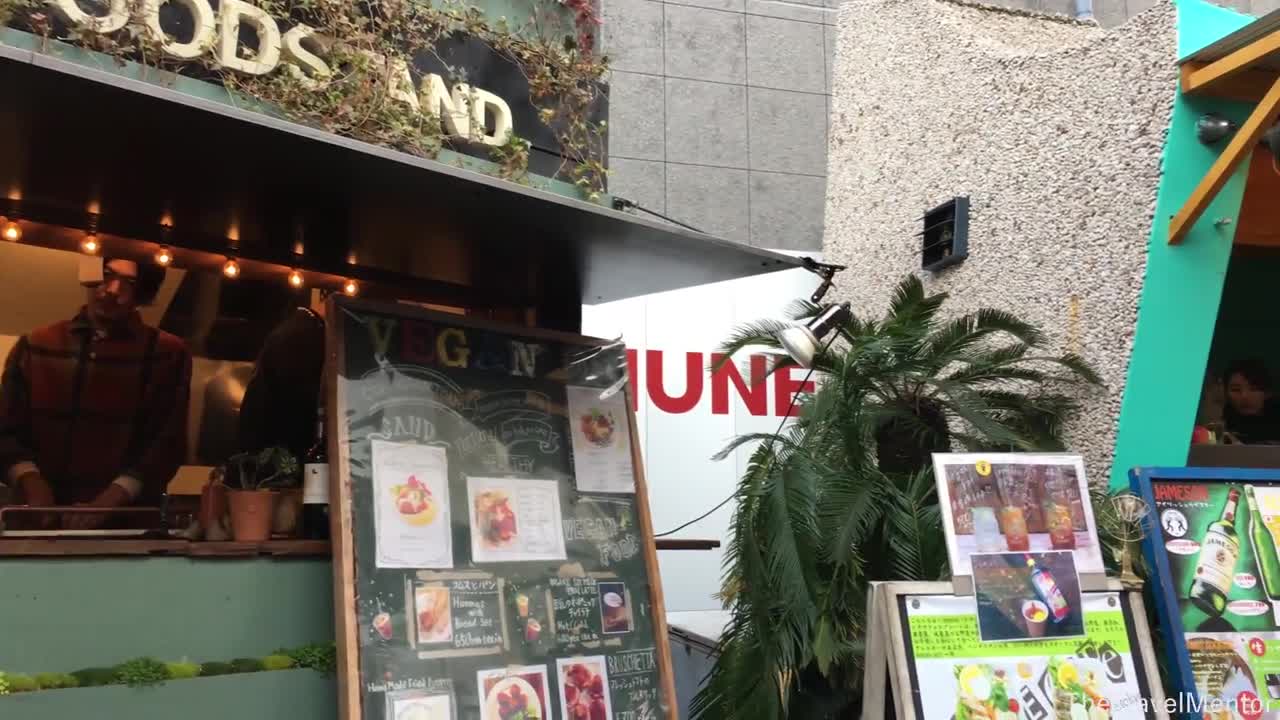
[611,196,707,235]
[653,333,837,538]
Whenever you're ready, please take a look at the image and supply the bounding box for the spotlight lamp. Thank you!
[1,217,20,242]
[777,302,851,369]
[155,246,173,266]
[1196,113,1238,145]
[80,233,99,254]
[222,257,241,279]
[343,278,359,296]
[288,269,304,288]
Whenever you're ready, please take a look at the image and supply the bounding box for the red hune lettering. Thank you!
[774,366,815,418]
[1153,483,1209,503]
[710,353,767,416]
[645,350,703,414]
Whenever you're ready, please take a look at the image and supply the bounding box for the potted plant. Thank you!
[220,447,299,542]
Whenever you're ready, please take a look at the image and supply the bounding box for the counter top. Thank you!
[0,538,332,557]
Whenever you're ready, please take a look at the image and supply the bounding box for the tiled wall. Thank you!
[603,0,837,251]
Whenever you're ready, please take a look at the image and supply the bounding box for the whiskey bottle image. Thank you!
[1189,486,1242,617]
[1246,486,1280,600]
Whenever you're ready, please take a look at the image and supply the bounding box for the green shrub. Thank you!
[113,658,168,687]
[261,655,295,671]
[34,673,77,690]
[70,667,117,687]
[165,662,201,680]
[0,672,9,696]
[228,658,265,674]
[281,643,336,674]
[8,674,37,692]
[199,662,234,677]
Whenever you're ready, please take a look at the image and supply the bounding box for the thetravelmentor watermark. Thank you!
[1132,691,1268,720]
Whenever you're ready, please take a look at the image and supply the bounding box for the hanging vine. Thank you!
[1,0,610,200]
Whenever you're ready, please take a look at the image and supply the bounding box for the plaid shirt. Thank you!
[0,309,192,505]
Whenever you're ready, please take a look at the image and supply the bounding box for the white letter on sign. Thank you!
[282,25,330,90]
[217,0,281,75]
[142,0,216,60]
[469,87,513,146]
[46,0,129,32]
[421,74,471,138]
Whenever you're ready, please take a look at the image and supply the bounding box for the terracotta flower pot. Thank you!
[227,489,278,543]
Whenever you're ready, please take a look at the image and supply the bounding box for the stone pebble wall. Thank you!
[824,0,1177,484]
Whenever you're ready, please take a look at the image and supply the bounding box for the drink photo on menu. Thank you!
[972,551,1085,642]
[933,453,1105,577]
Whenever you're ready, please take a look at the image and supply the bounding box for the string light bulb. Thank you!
[343,279,359,296]
[155,246,173,266]
[288,269,304,289]
[1,218,20,242]
[80,233,100,254]
[222,257,241,279]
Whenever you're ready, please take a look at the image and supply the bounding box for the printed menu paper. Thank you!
[567,385,635,494]
[373,440,452,569]
[556,656,615,720]
[476,665,552,720]
[467,476,567,563]
[903,593,1146,720]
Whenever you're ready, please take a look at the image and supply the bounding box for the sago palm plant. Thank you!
[691,276,1102,720]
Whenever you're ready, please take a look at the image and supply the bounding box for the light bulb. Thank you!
[80,233,99,254]
[343,279,359,296]
[222,258,240,278]
[155,246,173,266]
[1,220,20,242]
[288,269,304,288]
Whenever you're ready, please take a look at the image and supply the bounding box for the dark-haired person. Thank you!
[0,257,192,529]
[1223,359,1280,445]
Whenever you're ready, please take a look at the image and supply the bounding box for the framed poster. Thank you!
[934,453,1106,577]
[863,581,1168,720]
[1133,467,1280,720]
[326,298,677,720]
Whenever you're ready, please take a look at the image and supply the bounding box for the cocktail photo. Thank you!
[972,551,1085,642]
[933,453,1105,577]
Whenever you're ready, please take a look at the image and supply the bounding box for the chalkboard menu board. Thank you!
[326,298,676,720]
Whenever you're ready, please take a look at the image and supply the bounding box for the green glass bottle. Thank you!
[1189,486,1241,617]
[1246,485,1280,600]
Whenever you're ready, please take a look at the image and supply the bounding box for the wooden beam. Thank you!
[1183,28,1280,96]
[1169,76,1280,245]
[1181,63,1280,102]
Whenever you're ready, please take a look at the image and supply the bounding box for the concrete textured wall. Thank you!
[824,0,1177,484]
[601,0,837,250]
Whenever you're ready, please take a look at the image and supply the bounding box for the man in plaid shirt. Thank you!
[0,257,192,529]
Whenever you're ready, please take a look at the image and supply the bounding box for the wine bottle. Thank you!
[1189,486,1241,617]
[302,407,330,540]
[1246,486,1280,600]
[1026,555,1070,623]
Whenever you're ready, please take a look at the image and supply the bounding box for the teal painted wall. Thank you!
[1107,0,1257,489]
[0,557,334,671]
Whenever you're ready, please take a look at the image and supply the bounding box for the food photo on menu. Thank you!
[598,582,633,635]
[414,584,453,646]
[556,656,613,720]
[372,440,453,569]
[566,385,635,494]
[387,691,453,720]
[972,551,1084,642]
[477,666,552,720]
[467,477,567,563]
[933,453,1104,577]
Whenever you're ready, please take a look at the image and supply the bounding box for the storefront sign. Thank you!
[47,0,515,145]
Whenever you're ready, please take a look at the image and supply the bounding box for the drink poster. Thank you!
[900,593,1154,720]
[934,453,1105,577]
[972,552,1085,643]
[327,298,676,720]
[1145,474,1280,718]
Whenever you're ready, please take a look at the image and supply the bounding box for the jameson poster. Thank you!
[1152,480,1280,716]
[901,594,1149,720]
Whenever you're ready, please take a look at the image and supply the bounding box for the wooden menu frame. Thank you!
[324,296,678,720]
[862,580,1168,720]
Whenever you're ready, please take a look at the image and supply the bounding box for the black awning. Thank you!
[0,42,802,307]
